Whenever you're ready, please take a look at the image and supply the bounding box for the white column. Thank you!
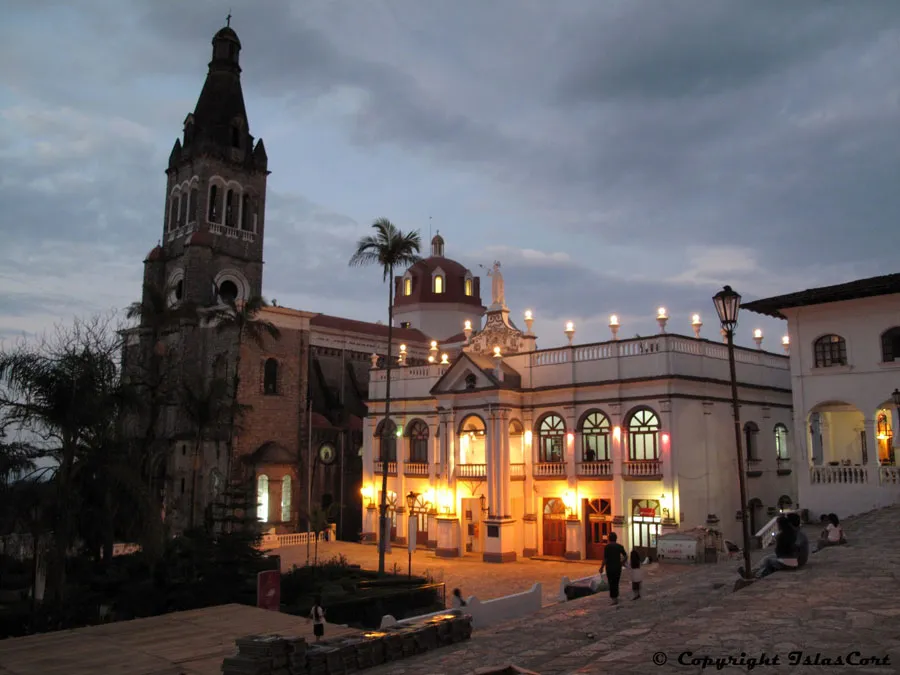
[499,410,511,518]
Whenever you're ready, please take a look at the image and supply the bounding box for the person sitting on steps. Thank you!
[740,516,798,579]
[816,513,847,551]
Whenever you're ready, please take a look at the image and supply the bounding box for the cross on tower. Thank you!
[226,10,232,27]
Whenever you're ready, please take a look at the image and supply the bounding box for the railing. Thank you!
[880,466,900,485]
[371,365,448,381]
[262,529,331,549]
[457,463,486,479]
[624,460,663,477]
[404,462,429,476]
[510,463,525,479]
[776,458,791,472]
[207,222,255,242]
[375,461,398,475]
[810,465,868,484]
[577,461,612,477]
[533,462,566,478]
[529,334,789,370]
[165,223,197,242]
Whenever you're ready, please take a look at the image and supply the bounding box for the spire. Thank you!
[431,230,445,257]
[176,23,264,169]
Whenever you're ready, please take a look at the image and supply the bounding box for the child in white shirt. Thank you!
[629,550,643,600]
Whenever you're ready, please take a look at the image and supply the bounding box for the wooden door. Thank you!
[584,498,611,560]
[542,498,566,557]
[631,499,660,561]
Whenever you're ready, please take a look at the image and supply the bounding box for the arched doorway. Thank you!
[631,499,661,561]
[807,401,865,466]
[584,498,611,560]
[542,498,567,557]
[748,498,764,537]
[409,492,431,545]
[876,408,895,465]
[380,490,398,541]
[777,495,793,511]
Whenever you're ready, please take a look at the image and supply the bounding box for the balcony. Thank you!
[208,222,256,243]
[510,463,525,480]
[577,461,612,479]
[457,463,486,479]
[623,460,662,480]
[810,465,868,485]
[534,462,566,479]
[404,461,429,477]
[374,461,397,475]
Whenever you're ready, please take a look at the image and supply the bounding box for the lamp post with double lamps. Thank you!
[713,285,754,580]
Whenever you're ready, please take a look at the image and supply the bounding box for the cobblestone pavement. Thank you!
[275,540,694,607]
[362,508,900,675]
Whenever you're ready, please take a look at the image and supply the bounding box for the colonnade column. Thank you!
[483,407,516,562]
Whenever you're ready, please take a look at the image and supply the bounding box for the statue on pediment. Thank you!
[486,260,505,307]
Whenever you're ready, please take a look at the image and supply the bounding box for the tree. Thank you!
[180,376,228,529]
[0,314,136,602]
[125,283,199,506]
[348,218,421,574]
[206,294,280,482]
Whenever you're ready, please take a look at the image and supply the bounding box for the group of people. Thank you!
[742,511,847,579]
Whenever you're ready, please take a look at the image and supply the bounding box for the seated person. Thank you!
[786,512,809,567]
[816,513,847,550]
[740,516,798,579]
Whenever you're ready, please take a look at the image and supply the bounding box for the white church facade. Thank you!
[744,273,900,521]
[360,241,797,562]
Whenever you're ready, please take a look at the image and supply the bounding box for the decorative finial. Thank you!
[226,10,232,27]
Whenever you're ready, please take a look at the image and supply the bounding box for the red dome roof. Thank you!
[394,254,483,308]
[145,245,163,262]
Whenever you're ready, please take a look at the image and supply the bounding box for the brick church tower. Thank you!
[143,22,269,308]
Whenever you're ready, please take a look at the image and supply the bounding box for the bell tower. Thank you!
[143,21,269,309]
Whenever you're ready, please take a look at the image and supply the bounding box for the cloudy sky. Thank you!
[1,1,898,349]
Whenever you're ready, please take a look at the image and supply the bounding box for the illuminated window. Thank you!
[433,275,444,294]
[814,334,847,367]
[774,424,789,460]
[457,415,486,465]
[404,277,412,295]
[580,411,611,461]
[281,475,292,521]
[537,414,565,463]
[465,278,473,296]
[627,409,659,461]
[257,474,269,522]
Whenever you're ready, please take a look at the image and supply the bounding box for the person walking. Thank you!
[629,550,643,600]
[451,588,467,608]
[599,532,628,605]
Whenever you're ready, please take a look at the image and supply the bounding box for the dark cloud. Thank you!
[1,0,897,344]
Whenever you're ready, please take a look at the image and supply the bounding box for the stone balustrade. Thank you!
[457,463,486,479]
[623,460,663,478]
[577,460,612,478]
[533,462,566,478]
[404,462,429,477]
[374,461,398,475]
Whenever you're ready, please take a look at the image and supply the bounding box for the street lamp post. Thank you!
[713,285,754,580]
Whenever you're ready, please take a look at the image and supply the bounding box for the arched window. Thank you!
[178,190,188,226]
[777,495,793,510]
[225,189,237,227]
[281,475,292,522]
[208,184,220,222]
[627,409,659,461]
[263,358,278,395]
[407,420,429,463]
[744,421,760,461]
[241,194,252,231]
[814,334,847,367]
[465,278,473,296]
[537,414,566,463]
[257,474,269,523]
[774,423,789,460]
[881,327,900,363]
[218,280,238,304]
[457,415,486,465]
[433,274,444,294]
[465,373,477,390]
[403,277,412,295]
[188,187,198,223]
[374,419,397,462]
[580,411,610,461]
[169,194,180,231]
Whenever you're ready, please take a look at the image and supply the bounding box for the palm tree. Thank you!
[206,294,280,481]
[348,218,421,574]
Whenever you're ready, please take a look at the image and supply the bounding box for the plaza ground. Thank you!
[275,539,697,607]
[358,506,900,674]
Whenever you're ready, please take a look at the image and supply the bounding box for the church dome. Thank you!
[145,245,164,262]
[394,234,483,309]
[213,26,241,48]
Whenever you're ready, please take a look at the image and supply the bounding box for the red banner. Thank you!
[257,570,281,611]
[639,507,657,517]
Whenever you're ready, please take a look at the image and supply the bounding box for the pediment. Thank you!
[431,354,497,394]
